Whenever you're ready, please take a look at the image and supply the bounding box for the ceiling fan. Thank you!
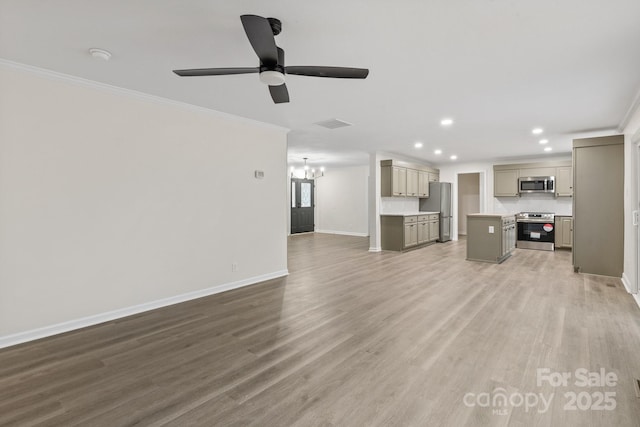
[173,15,369,104]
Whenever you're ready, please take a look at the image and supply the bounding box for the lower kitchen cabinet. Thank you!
[381,213,439,251]
[555,216,573,249]
[466,214,516,263]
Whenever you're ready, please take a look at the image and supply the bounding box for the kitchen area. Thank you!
[467,165,572,264]
[374,134,623,280]
[463,135,623,278]
[378,159,452,251]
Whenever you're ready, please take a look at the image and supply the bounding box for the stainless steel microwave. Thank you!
[518,176,555,194]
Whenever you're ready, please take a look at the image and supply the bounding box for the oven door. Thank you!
[517,221,555,250]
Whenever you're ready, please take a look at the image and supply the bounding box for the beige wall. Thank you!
[457,173,480,235]
[0,63,288,341]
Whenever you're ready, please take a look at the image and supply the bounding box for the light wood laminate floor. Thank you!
[1,234,640,426]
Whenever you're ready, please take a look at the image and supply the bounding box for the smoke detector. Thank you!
[89,48,112,61]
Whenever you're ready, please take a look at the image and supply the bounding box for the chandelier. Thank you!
[290,158,324,179]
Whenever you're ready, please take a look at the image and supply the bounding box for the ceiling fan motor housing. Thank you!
[267,18,282,35]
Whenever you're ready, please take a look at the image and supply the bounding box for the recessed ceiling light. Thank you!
[544,147,552,152]
[450,155,458,160]
[441,118,454,126]
[414,142,423,148]
[89,48,112,61]
[532,128,544,135]
[539,139,549,145]
[434,149,442,155]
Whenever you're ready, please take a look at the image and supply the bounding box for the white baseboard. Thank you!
[315,229,369,237]
[369,247,381,252]
[0,269,289,350]
[621,273,640,311]
[621,272,636,294]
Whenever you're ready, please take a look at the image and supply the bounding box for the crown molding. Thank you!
[0,58,289,134]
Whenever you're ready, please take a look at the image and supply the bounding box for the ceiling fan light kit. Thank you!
[173,14,369,103]
[259,70,285,86]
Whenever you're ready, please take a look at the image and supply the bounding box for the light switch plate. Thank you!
[488,226,495,233]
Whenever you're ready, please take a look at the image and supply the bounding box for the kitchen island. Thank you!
[466,213,516,263]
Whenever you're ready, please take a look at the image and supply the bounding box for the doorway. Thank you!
[291,178,315,234]
[457,173,480,236]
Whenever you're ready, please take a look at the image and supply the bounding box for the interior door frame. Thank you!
[454,171,486,240]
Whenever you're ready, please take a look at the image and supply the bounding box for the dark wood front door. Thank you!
[291,178,314,234]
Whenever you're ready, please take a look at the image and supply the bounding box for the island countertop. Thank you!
[466,213,515,219]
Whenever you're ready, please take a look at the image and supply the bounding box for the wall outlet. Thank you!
[488,226,495,234]
[232,262,238,272]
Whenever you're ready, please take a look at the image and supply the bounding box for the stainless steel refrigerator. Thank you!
[419,182,452,242]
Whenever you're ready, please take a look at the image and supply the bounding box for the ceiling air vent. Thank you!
[315,119,352,130]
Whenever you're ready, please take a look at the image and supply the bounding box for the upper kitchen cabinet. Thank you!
[380,160,439,198]
[381,165,407,196]
[493,160,572,197]
[406,169,419,197]
[494,169,519,197]
[418,171,430,197]
[555,166,573,197]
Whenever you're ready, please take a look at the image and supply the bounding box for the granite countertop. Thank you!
[380,211,440,217]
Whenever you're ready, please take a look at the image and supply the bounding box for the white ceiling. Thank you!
[2,0,639,170]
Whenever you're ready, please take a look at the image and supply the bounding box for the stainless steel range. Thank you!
[516,212,555,251]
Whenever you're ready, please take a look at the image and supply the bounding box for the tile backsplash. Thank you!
[494,194,572,215]
[380,197,420,213]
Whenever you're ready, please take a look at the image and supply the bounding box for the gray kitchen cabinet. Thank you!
[393,167,407,196]
[418,171,430,197]
[555,216,573,249]
[381,213,439,251]
[381,160,439,198]
[493,160,572,197]
[573,135,623,276]
[404,222,418,247]
[428,215,439,242]
[406,168,419,197]
[556,166,573,197]
[494,169,519,197]
[417,220,429,244]
[466,214,515,263]
[520,167,556,177]
[381,165,407,196]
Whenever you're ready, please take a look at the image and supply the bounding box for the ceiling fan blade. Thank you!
[240,15,278,66]
[173,67,259,77]
[285,66,369,79]
[269,84,289,104]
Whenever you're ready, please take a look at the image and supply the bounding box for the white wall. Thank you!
[315,165,369,236]
[0,63,288,343]
[438,156,572,240]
